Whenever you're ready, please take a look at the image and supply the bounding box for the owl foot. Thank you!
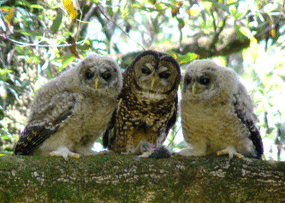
[217,146,244,159]
[138,150,154,158]
[49,146,81,160]
[138,146,172,158]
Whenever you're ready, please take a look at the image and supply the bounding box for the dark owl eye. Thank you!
[158,72,170,79]
[185,77,192,85]
[101,72,112,81]
[142,68,151,75]
[85,71,94,79]
[199,76,210,85]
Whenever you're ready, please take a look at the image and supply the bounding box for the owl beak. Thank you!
[192,82,203,95]
[151,77,157,90]
[95,77,100,89]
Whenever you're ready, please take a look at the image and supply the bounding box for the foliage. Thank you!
[0,0,284,160]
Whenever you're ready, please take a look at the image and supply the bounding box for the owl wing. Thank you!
[233,84,264,159]
[14,92,76,155]
[102,100,119,149]
[163,95,178,142]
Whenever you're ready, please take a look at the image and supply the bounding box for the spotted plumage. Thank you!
[179,59,263,159]
[103,50,181,156]
[14,55,123,159]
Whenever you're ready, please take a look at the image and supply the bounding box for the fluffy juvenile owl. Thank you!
[14,55,123,159]
[179,59,263,159]
[103,50,181,157]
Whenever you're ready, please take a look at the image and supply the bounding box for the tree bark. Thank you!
[0,153,284,203]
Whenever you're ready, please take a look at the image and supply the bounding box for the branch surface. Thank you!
[0,153,284,203]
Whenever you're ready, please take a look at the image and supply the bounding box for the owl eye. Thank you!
[142,67,152,75]
[101,72,112,81]
[158,72,170,79]
[85,71,94,79]
[199,76,210,85]
[185,77,192,85]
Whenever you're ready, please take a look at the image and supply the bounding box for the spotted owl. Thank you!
[14,55,123,159]
[179,59,263,159]
[103,50,181,157]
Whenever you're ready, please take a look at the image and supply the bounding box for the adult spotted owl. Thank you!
[103,50,181,157]
[179,59,263,159]
[14,55,123,159]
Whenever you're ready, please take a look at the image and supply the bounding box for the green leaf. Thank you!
[60,54,75,71]
[77,43,91,51]
[1,135,10,140]
[0,69,12,76]
[107,7,113,17]
[30,4,44,9]
[122,7,129,18]
[234,23,247,40]
[147,0,156,5]
[14,30,41,36]
[50,12,63,33]
[176,52,198,64]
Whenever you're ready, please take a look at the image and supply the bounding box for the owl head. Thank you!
[124,50,181,97]
[65,54,123,97]
[182,59,238,103]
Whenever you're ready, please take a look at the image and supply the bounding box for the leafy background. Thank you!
[0,0,284,160]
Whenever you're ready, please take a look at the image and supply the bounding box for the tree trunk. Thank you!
[0,153,284,203]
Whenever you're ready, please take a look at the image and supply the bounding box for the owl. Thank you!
[179,59,263,159]
[14,55,123,159]
[103,50,181,157]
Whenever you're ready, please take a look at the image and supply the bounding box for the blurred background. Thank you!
[0,0,284,160]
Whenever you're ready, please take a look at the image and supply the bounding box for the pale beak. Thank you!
[95,77,100,89]
[151,77,156,90]
[192,82,203,95]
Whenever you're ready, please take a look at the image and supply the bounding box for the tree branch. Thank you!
[120,27,250,68]
[1,153,284,202]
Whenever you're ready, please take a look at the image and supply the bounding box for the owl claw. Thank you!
[49,146,80,160]
[138,150,154,158]
[217,146,244,159]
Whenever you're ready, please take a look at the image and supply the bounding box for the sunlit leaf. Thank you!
[156,3,164,15]
[50,12,62,33]
[2,6,15,28]
[186,8,200,17]
[107,7,113,17]
[0,69,12,76]
[14,30,42,36]
[176,52,198,64]
[234,23,247,40]
[63,0,77,20]
[122,6,129,18]
[0,81,7,100]
[171,1,183,17]
[269,28,276,38]
[30,4,44,9]
[60,54,75,71]
[147,0,156,4]
[1,135,10,140]
[249,37,258,63]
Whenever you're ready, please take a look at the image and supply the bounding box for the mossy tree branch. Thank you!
[1,153,285,203]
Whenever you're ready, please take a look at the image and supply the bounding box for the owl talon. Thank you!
[49,146,80,160]
[138,150,154,158]
[217,146,244,159]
